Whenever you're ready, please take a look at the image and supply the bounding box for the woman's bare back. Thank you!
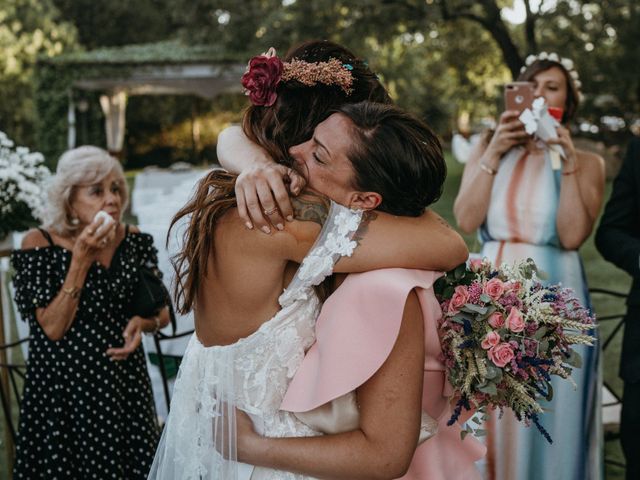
[194,207,320,346]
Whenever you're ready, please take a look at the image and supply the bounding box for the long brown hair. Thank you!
[169,170,236,314]
[171,40,391,313]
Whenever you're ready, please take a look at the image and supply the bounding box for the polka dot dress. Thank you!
[10,230,161,479]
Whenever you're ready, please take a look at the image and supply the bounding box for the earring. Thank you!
[70,217,80,226]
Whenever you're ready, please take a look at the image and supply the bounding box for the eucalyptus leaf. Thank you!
[443,285,454,299]
[485,366,503,383]
[454,263,467,280]
[463,272,477,285]
[485,366,499,380]
[463,303,488,315]
[478,383,498,396]
[478,305,497,320]
[534,326,548,340]
[479,293,492,303]
[565,350,583,368]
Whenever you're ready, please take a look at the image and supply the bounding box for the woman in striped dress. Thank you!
[454,53,605,480]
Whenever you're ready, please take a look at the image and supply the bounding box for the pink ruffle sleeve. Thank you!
[281,268,486,480]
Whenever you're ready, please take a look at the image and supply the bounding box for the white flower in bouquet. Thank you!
[0,131,51,240]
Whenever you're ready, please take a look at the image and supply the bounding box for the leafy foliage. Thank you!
[0,0,77,145]
[4,0,639,163]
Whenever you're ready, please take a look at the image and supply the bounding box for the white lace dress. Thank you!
[148,202,362,480]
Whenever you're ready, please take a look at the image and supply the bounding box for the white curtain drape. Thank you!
[67,94,76,150]
[99,90,128,153]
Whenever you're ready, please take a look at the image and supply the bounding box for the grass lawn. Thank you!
[0,155,630,479]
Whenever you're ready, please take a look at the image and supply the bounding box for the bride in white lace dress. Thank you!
[148,43,467,480]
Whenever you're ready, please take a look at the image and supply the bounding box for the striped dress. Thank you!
[478,146,602,480]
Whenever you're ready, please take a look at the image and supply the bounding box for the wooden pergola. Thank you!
[35,41,248,156]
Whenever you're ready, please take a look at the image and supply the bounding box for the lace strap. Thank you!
[279,201,363,307]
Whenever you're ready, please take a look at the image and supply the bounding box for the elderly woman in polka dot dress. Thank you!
[10,146,169,479]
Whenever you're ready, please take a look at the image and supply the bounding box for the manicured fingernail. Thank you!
[245,222,253,230]
[286,215,294,222]
[261,226,270,234]
[276,223,284,231]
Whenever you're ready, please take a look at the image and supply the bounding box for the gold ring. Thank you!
[263,207,278,216]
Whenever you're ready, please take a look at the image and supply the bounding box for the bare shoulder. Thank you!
[576,149,605,178]
[21,229,49,249]
[127,224,141,234]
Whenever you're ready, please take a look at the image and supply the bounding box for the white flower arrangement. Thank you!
[0,131,51,240]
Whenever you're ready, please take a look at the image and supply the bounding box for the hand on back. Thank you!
[235,161,307,233]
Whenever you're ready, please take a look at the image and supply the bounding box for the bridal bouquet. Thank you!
[0,131,50,240]
[434,258,596,443]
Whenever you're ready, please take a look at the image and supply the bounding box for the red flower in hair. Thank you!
[241,54,283,106]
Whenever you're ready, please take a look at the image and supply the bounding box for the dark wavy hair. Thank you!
[338,102,446,217]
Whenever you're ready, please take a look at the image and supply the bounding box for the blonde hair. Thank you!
[43,146,128,236]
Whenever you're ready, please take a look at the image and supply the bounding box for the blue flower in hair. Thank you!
[342,63,354,71]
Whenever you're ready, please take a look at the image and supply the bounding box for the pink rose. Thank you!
[488,342,515,368]
[241,54,283,106]
[448,285,469,313]
[506,307,525,332]
[483,277,506,300]
[481,331,501,350]
[469,258,483,272]
[488,312,505,329]
[505,281,522,294]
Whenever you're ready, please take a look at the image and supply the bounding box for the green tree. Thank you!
[52,0,176,49]
[0,0,77,145]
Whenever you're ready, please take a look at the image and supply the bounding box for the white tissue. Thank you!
[93,210,114,234]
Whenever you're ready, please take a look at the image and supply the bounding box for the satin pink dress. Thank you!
[281,268,486,479]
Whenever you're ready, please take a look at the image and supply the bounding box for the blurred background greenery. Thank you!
[1,0,638,170]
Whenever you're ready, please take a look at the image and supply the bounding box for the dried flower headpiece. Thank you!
[520,52,583,100]
[241,47,354,107]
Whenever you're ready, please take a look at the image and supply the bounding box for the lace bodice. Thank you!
[149,201,363,480]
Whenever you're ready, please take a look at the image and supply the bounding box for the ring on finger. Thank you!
[263,207,278,216]
[100,238,108,246]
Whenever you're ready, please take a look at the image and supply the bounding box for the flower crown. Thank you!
[241,47,354,107]
[520,51,583,98]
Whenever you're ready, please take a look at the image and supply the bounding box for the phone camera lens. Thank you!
[515,95,524,104]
